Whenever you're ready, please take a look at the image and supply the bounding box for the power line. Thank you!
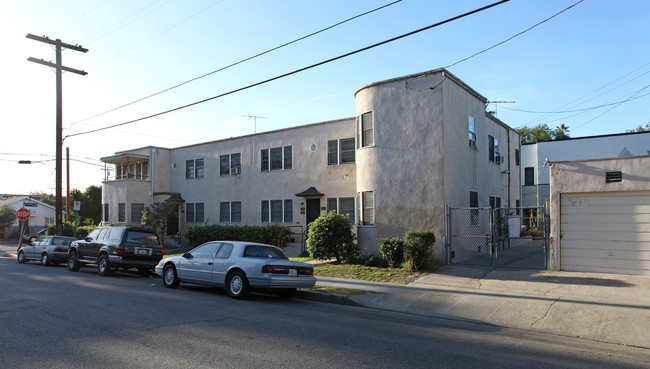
[445,0,583,69]
[65,0,510,139]
[504,87,650,114]
[67,0,403,128]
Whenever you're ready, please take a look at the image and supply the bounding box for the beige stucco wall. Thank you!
[166,118,356,234]
[354,70,520,259]
[548,156,650,269]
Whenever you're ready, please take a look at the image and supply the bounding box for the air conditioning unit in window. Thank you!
[495,155,504,164]
[231,167,241,175]
[469,139,477,149]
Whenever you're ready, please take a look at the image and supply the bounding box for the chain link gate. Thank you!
[446,206,549,269]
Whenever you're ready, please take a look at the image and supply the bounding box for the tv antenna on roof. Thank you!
[487,100,515,117]
[242,113,267,134]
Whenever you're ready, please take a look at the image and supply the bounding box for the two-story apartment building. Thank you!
[101,68,521,261]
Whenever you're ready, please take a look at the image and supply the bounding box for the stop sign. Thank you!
[16,208,31,220]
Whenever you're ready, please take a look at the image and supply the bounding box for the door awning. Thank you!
[295,187,324,197]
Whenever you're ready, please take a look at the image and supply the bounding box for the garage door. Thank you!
[560,191,650,276]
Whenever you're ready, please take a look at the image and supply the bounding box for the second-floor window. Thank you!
[469,115,477,149]
[358,112,374,148]
[261,146,292,172]
[488,136,501,163]
[220,153,241,175]
[186,158,204,179]
[328,138,355,165]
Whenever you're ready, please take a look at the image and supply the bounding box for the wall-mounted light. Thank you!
[502,170,510,174]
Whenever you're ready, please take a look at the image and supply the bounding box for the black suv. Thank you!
[68,226,164,276]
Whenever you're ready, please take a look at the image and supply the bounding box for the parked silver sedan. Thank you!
[155,241,316,299]
[17,236,77,266]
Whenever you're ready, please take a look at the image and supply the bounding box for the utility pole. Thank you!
[241,113,267,134]
[27,34,88,235]
[66,147,71,222]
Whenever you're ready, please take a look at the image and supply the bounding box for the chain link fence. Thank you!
[447,206,548,269]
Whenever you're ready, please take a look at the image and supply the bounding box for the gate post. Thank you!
[490,207,496,269]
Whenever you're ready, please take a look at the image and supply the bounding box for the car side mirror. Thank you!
[85,237,93,242]
[182,253,192,259]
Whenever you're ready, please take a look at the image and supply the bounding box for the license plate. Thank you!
[136,248,150,256]
[288,269,297,276]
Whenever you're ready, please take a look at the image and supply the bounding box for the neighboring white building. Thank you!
[0,196,55,231]
[101,68,521,260]
[521,131,650,207]
[549,156,650,276]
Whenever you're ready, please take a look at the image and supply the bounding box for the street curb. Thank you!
[3,252,16,258]
[295,290,363,307]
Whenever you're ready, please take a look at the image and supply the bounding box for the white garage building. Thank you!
[549,156,650,276]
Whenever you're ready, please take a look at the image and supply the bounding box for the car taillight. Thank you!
[262,265,289,274]
[161,249,164,257]
[117,245,124,254]
[53,247,67,252]
[300,267,314,275]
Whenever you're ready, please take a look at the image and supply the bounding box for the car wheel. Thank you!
[138,268,151,277]
[275,288,296,298]
[162,265,180,288]
[97,254,112,276]
[17,250,26,264]
[227,271,250,299]
[67,250,80,271]
[41,253,51,266]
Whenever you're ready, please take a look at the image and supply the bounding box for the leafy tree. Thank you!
[0,205,16,229]
[69,186,102,225]
[30,191,55,207]
[625,122,649,133]
[307,211,356,262]
[141,201,178,246]
[517,123,571,144]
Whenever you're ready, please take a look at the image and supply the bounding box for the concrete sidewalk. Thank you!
[2,240,648,348]
[306,266,650,349]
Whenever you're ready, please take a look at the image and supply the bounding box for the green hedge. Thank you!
[404,231,435,271]
[46,222,96,239]
[183,224,291,248]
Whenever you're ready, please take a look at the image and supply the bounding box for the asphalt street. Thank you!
[1,255,648,369]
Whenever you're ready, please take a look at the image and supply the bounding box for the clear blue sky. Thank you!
[1,0,648,195]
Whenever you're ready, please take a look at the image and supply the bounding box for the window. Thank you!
[515,148,520,166]
[489,196,501,209]
[130,203,144,224]
[186,203,204,223]
[220,201,241,223]
[186,158,204,179]
[186,203,194,223]
[261,199,292,223]
[118,203,125,223]
[327,197,355,222]
[216,243,233,259]
[488,135,501,163]
[261,146,292,171]
[359,112,374,148]
[328,138,355,165]
[45,217,54,225]
[470,191,479,225]
[469,115,477,149]
[524,167,534,186]
[103,204,109,222]
[358,191,374,225]
[189,243,220,258]
[220,153,241,175]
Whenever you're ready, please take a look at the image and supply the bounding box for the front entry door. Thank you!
[306,199,321,231]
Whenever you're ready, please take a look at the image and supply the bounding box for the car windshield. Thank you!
[126,231,159,245]
[243,245,288,259]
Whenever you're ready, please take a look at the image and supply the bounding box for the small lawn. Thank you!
[313,263,425,284]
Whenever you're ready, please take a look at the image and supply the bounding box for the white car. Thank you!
[155,241,316,299]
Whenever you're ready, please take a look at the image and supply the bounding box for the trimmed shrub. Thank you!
[46,222,96,239]
[378,237,405,268]
[404,231,435,271]
[307,211,357,262]
[183,224,291,248]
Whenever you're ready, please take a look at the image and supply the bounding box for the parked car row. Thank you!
[16,226,316,299]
